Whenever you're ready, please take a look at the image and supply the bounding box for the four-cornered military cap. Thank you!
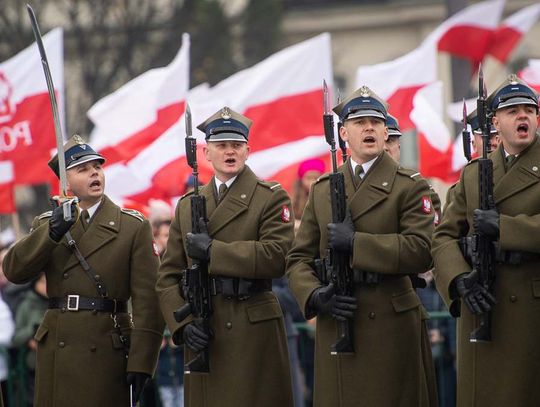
[386,115,402,137]
[333,86,388,122]
[466,110,497,135]
[48,134,105,177]
[488,74,539,112]
[197,106,253,142]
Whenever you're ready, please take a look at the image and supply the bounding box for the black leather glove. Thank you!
[49,201,78,242]
[454,271,497,315]
[473,208,499,239]
[186,217,212,261]
[327,209,355,252]
[183,321,211,352]
[126,372,150,405]
[308,283,357,321]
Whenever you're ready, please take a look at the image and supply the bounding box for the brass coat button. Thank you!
[226,322,232,329]
[59,341,65,348]
[510,295,517,303]
[63,272,69,279]
[90,345,97,352]
[368,312,376,319]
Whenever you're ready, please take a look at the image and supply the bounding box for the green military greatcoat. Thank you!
[432,137,540,407]
[287,152,436,407]
[156,165,294,407]
[3,195,164,407]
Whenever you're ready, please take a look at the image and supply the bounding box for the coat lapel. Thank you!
[494,138,540,204]
[207,167,256,236]
[64,196,120,271]
[347,153,395,221]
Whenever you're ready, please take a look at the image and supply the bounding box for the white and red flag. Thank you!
[88,33,190,205]
[0,161,15,214]
[92,33,333,206]
[519,59,540,93]
[410,82,460,183]
[356,42,437,132]
[0,28,63,187]
[487,3,540,64]
[425,0,505,67]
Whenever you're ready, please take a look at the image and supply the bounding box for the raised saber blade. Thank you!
[27,4,67,196]
[27,4,75,221]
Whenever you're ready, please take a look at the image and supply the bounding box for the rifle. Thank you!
[173,104,212,373]
[27,5,78,221]
[469,65,496,342]
[322,80,354,355]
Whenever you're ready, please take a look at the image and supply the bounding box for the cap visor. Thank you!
[387,129,402,137]
[66,155,106,170]
[346,109,386,121]
[497,97,538,110]
[207,132,247,142]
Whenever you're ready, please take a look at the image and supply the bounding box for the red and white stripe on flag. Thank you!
[519,60,540,93]
[410,82,460,183]
[487,4,540,64]
[0,161,15,214]
[356,42,437,132]
[427,0,505,67]
[0,28,63,186]
[94,33,333,206]
[88,33,190,205]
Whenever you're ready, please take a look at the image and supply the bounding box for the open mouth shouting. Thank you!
[225,157,237,166]
[89,179,102,190]
[363,135,376,145]
[516,122,529,137]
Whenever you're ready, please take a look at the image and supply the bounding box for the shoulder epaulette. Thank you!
[121,208,145,222]
[397,167,422,180]
[37,211,53,220]
[257,180,281,190]
[315,173,330,183]
[179,190,195,201]
[464,157,480,167]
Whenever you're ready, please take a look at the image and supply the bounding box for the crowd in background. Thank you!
[0,161,456,407]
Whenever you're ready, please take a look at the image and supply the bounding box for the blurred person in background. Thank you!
[293,159,326,225]
[152,218,184,407]
[12,273,48,407]
[0,278,14,406]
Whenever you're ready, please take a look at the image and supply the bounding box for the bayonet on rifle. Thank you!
[462,99,472,162]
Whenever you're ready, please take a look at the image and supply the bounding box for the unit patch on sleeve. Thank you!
[281,205,291,223]
[421,196,432,214]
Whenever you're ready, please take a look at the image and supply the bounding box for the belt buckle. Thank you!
[67,295,80,311]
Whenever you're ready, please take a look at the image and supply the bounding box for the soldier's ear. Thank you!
[491,115,500,132]
[339,124,348,142]
[383,126,389,141]
[203,145,211,162]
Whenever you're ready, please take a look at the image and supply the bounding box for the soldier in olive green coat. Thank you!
[287,87,436,406]
[432,76,540,406]
[3,136,164,407]
[156,107,294,407]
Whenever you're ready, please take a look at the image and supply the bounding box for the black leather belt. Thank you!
[210,277,271,300]
[48,296,128,313]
